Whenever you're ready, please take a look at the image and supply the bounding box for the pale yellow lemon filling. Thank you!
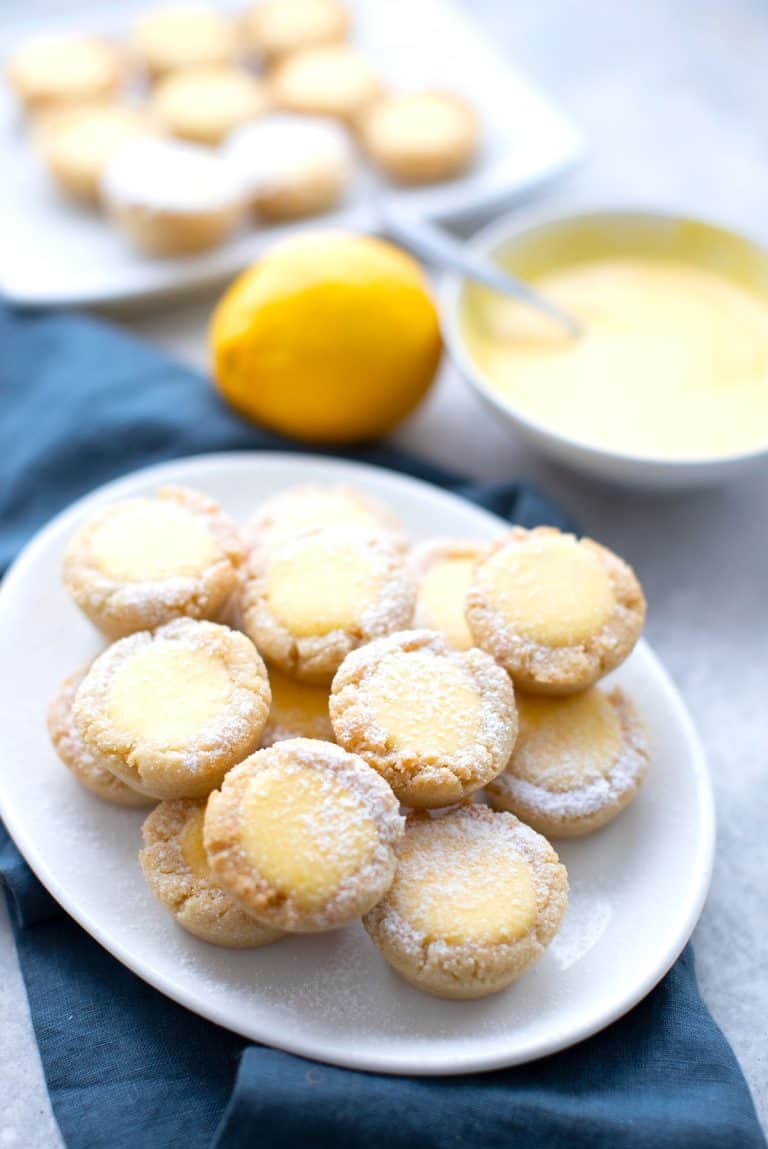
[108,643,233,746]
[484,536,613,646]
[466,257,768,460]
[90,500,217,580]
[267,667,331,736]
[156,71,264,133]
[513,690,623,791]
[239,762,377,911]
[368,651,482,757]
[19,41,115,90]
[416,557,477,650]
[267,537,381,636]
[180,808,211,878]
[393,828,537,945]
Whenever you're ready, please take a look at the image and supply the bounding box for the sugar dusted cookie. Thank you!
[466,526,646,693]
[245,0,349,62]
[487,687,650,837]
[241,525,415,683]
[101,137,244,256]
[269,44,380,124]
[140,798,285,946]
[225,114,351,221]
[73,619,270,799]
[151,66,268,145]
[63,485,245,639]
[363,804,568,999]
[204,738,404,931]
[410,539,485,651]
[132,4,239,79]
[330,629,517,808]
[7,35,123,114]
[261,667,334,746]
[359,90,478,185]
[37,104,152,205]
[47,663,152,807]
[246,482,406,548]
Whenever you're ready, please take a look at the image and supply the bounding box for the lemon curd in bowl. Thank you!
[448,211,768,485]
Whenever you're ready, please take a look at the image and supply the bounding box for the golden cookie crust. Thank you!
[7,36,123,113]
[47,663,152,807]
[466,526,646,694]
[62,485,245,639]
[409,538,486,650]
[241,525,415,684]
[132,4,239,79]
[73,619,270,800]
[486,687,650,837]
[245,0,349,61]
[329,629,517,807]
[204,738,404,931]
[140,798,284,947]
[363,804,568,999]
[108,198,243,257]
[36,104,152,205]
[268,44,380,124]
[359,90,479,185]
[245,482,407,550]
[150,66,269,146]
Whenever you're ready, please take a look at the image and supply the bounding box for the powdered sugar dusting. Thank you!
[487,688,650,828]
[330,629,517,806]
[102,136,244,213]
[73,618,269,797]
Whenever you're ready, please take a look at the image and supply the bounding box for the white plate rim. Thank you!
[0,451,716,1075]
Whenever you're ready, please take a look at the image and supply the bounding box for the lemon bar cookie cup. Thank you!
[204,738,404,932]
[132,5,239,80]
[245,0,350,63]
[101,138,245,257]
[140,798,285,947]
[487,687,650,837]
[330,629,517,808]
[241,525,415,683]
[7,36,124,114]
[466,526,646,693]
[62,485,245,639]
[72,619,270,800]
[359,90,479,185]
[363,804,568,999]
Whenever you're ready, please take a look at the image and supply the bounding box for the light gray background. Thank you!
[1,1,766,1145]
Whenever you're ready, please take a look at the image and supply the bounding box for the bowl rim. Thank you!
[440,204,768,472]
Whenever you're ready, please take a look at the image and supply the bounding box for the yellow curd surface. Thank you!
[464,255,768,460]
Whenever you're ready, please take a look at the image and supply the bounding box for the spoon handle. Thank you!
[378,204,582,339]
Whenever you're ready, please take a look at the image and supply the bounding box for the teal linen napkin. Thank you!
[0,304,763,1149]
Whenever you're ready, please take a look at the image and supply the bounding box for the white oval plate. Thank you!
[0,453,714,1076]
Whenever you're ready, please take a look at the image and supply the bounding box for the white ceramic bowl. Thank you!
[441,208,768,488]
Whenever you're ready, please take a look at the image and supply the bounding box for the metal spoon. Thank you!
[377,202,583,339]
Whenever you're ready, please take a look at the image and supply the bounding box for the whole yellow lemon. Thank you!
[209,232,442,443]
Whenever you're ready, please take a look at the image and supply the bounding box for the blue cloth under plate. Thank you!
[0,304,763,1149]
